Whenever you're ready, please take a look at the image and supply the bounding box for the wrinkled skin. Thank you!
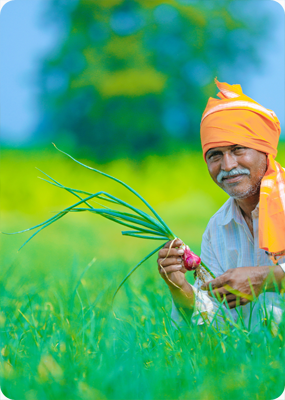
[205,145,267,201]
[200,266,271,309]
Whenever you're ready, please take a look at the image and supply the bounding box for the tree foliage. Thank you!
[37,0,272,161]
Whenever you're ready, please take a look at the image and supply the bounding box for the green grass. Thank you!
[0,144,285,400]
[1,258,284,400]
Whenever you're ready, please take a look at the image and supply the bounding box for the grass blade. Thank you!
[18,213,66,251]
[68,208,167,237]
[121,232,169,240]
[112,243,166,305]
[121,229,169,237]
[37,169,93,209]
[101,193,167,233]
[38,171,167,233]
[95,214,167,236]
[69,207,166,233]
[39,177,92,197]
[69,257,96,307]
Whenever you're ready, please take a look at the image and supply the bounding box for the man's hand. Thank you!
[157,238,187,289]
[201,266,272,309]
[157,238,195,318]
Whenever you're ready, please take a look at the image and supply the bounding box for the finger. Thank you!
[227,301,236,309]
[159,248,184,258]
[208,290,222,302]
[208,287,229,301]
[201,276,224,291]
[158,257,182,268]
[227,297,248,309]
[225,294,236,302]
[163,238,183,249]
[159,264,183,275]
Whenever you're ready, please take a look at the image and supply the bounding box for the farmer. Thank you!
[157,79,285,329]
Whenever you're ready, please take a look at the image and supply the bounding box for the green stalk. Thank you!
[39,173,167,233]
[3,191,121,243]
[71,207,167,233]
[18,213,67,251]
[200,260,216,279]
[68,209,164,236]
[121,233,169,240]
[121,229,169,237]
[37,169,93,209]
[53,144,175,239]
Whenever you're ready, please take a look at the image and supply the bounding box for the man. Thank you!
[157,79,285,329]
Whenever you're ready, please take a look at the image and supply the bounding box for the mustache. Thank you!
[217,168,250,183]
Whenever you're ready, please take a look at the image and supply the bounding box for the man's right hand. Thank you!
[157,238,188,289]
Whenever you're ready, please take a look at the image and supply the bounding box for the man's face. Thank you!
[206,145,267,199]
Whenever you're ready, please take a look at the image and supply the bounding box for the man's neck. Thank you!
[235,192,260,220]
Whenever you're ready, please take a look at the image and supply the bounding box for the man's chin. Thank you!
[229,192,252,200]
[223,190,246,199]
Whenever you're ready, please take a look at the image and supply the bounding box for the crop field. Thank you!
[0,144,285,400]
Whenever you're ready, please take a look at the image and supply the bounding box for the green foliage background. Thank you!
[37,0,272,160]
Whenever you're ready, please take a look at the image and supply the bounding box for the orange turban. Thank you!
[200,79,285,256]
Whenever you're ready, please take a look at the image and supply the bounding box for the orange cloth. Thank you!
[200,79,285,255]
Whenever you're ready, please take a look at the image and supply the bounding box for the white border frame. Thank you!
[0,0,13,13]
[0,1,284,400]
[272,0,285,10]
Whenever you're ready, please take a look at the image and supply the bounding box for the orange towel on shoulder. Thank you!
[200,79,285,255]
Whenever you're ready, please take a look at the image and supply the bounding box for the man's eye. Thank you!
[209,153,221,160]
[208,152,220,161]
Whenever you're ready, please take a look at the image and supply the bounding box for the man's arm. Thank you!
[168,281,195,322]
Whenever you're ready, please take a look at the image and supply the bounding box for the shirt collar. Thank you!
[219,197,259,226]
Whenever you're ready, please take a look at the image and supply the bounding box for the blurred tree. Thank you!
[37,0,272,161]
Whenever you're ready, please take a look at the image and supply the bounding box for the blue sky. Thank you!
[0,0,57,144]
[0,0,284,145]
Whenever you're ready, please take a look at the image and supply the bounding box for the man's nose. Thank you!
[221,153,238,171]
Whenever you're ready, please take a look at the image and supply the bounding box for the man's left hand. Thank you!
[200,266,270,309]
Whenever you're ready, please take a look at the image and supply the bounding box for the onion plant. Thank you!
[3,145,215,300]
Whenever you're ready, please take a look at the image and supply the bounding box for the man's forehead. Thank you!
[208,144,240,152]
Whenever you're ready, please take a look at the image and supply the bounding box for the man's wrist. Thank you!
[263,264,285,291]
[170,280,195,320]
[169,279,194,302]
[168,279,191,293]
